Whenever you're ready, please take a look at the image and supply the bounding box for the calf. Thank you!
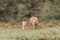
[22,21,31,29]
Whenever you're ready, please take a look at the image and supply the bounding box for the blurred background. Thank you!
[0,0,60,23]
[0,0,60,40]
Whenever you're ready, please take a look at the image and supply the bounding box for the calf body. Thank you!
[22,21,31,29]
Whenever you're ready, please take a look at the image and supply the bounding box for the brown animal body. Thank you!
[22,21,31,29]
[22,16,39,29]
[29,16,38,29]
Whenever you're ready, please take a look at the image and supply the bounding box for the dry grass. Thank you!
[0,21,60,29]
[0,23,21,28]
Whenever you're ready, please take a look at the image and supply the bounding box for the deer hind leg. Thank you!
[32,21,35,29]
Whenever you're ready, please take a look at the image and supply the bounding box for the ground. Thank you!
[0,27,60,40]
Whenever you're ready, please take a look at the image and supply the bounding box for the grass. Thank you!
[0,27,60,40]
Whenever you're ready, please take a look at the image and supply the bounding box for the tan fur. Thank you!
[22,21,31,29]
[22,16,39,29]
[29,16,38,29]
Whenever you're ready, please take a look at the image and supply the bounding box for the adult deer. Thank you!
[29,16,39,29]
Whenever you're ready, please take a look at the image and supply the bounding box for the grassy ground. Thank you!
[0,27,60,40]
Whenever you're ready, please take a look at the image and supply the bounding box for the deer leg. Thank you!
[32,22,35,29]
[22,22,25,30]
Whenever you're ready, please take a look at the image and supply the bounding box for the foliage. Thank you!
[0,0,60,22]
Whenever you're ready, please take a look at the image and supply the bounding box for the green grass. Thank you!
[0,27,60,40]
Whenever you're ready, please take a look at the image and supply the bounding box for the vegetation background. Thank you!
[0,0,60,40]
[0,0,60,23]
